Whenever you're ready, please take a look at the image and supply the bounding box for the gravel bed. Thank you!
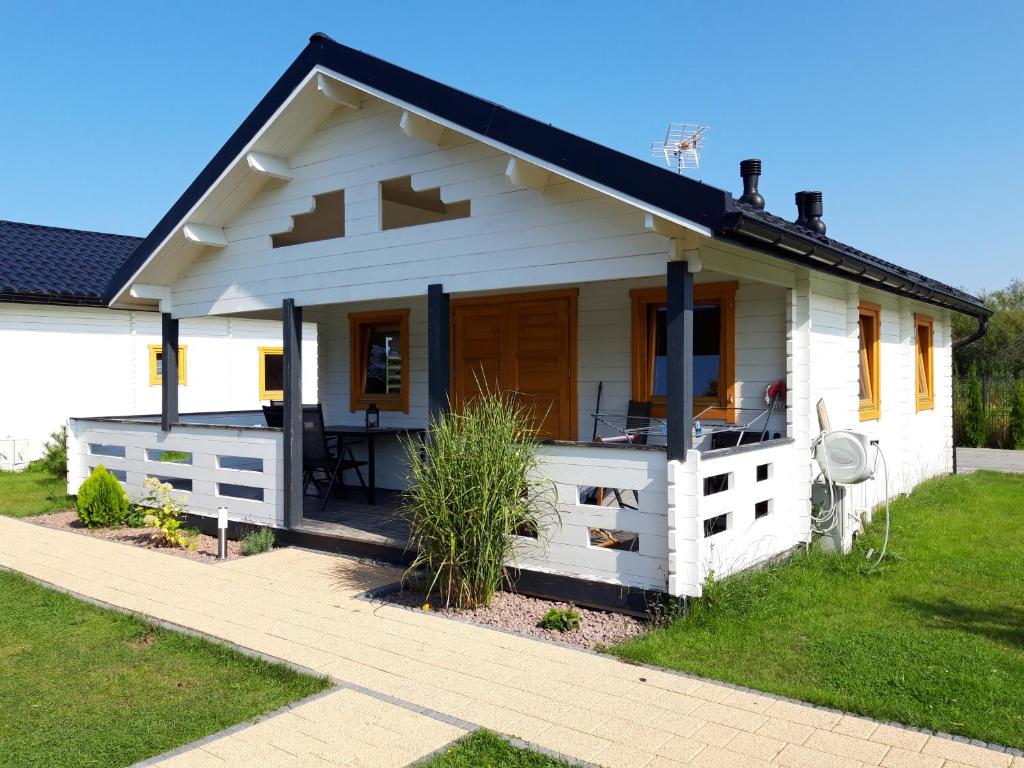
[27,509,246,563]
[383,587,648,649]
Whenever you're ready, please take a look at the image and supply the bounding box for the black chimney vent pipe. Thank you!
[794,190,826,235]
[738,159,764,209]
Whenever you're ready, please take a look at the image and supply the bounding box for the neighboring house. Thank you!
[66,34,989,608]
[0,220,316,469]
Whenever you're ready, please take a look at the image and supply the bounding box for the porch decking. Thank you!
[299,489,410,550]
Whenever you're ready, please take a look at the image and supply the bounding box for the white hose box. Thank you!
[813,431,873,485]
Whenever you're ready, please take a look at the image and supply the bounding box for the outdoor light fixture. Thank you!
[366,403,379,429]
[217,506,228,561]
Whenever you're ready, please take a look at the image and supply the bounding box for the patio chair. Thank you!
[580,399,651,511]
[301,404,368,511]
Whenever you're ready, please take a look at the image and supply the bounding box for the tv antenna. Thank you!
[651,122,707,173]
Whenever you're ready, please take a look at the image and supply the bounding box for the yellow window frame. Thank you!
[259,346,284,401]
[858,302,881,421]
[148,344,188,386]
[915,314,934,411]
[629,282,737,422]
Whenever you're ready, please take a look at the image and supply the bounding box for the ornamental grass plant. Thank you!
[402,389,554,609]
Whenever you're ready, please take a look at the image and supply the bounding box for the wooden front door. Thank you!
[452,290,576,440]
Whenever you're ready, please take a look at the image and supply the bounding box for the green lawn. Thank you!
[0,467,73,518]
[420,730,574,767]
[612,470,1024,749]
[0,571,330,768]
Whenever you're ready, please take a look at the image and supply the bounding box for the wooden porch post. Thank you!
[667,261,693,461]
[282,299,303,530]
[160,312,179,432]
[427,283,450,423]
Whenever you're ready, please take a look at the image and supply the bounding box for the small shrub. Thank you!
[37,426,68,478]
[538,607,581,632]
[240,527,275,556]
[961,365,987,448]
[76,465,129,528]
[138,477,196,550]
[402,388,555,609]
[1008,381,1024,450]
[124,504,148,528]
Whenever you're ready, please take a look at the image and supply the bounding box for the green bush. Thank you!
[31,426,68,478]
[240,527,275,556]
[1008,381,1024,450]
[538,607,581,632]
[961,364,987,448]
[402,389,554,609]
[76,465,129,528]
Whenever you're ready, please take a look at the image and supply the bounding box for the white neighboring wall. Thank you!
[0,303,317,468]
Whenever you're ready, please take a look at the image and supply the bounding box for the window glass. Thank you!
[650,304,721,399]
[260,348,284,400]
[362,324,402,395]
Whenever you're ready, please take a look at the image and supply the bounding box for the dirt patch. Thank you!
[382,588,648,650]
[27,509,246,563]
[128,630,158,650]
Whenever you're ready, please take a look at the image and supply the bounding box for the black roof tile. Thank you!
[0,220,142,306]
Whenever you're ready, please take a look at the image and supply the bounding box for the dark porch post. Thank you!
[282,299,303,529]
[427,283,450,423]
[666,261,693,461]
[160,312,179,432]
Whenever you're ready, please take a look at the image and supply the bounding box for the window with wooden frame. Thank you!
[148,344,187,386]
[630,282,737,421]
[349,309,409,412]
[858,302,881,420]
[915,313,934,411]
[258,347,284,401]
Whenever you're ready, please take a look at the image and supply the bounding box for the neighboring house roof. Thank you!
[0,220,142,306]
[108,33,989,318]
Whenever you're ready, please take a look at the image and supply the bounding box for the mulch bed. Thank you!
[26,509,244,563]
[382,587,648,650]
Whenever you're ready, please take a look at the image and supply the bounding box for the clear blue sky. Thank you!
[1,1,1019,295]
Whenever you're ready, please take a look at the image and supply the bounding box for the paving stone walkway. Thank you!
[0,517,1019,768]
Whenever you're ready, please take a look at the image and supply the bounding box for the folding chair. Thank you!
[301,405,368,511]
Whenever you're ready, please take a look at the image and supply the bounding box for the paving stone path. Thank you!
[0,517,1019,768]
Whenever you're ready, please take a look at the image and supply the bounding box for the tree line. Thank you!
[953,279,1024,448]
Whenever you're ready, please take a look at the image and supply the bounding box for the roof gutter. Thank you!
[952,315,989,351]
[721,210,992,320]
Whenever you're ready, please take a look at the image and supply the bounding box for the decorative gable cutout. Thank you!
[271,190,345,248]
[380,176,469,231]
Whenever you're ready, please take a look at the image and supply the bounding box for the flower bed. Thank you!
[381,587,647,650]
[27,510,244,562]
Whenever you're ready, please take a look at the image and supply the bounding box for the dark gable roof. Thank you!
[0,220,142,306]
[109,33,989,319]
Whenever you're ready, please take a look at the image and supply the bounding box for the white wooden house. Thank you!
[0,220,316,469]
[66,35,989,608]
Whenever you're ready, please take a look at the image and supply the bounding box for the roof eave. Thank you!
[720,211,992,319]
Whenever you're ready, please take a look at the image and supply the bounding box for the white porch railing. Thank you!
[68,417,283,527]
[669,438,798,597]
[518,443,669,591]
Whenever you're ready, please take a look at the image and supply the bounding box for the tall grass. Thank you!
[401,390,554,609]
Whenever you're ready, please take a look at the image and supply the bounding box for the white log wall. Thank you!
[0,304,316,467]
[788,272,955,550]
[67,418,283,527]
